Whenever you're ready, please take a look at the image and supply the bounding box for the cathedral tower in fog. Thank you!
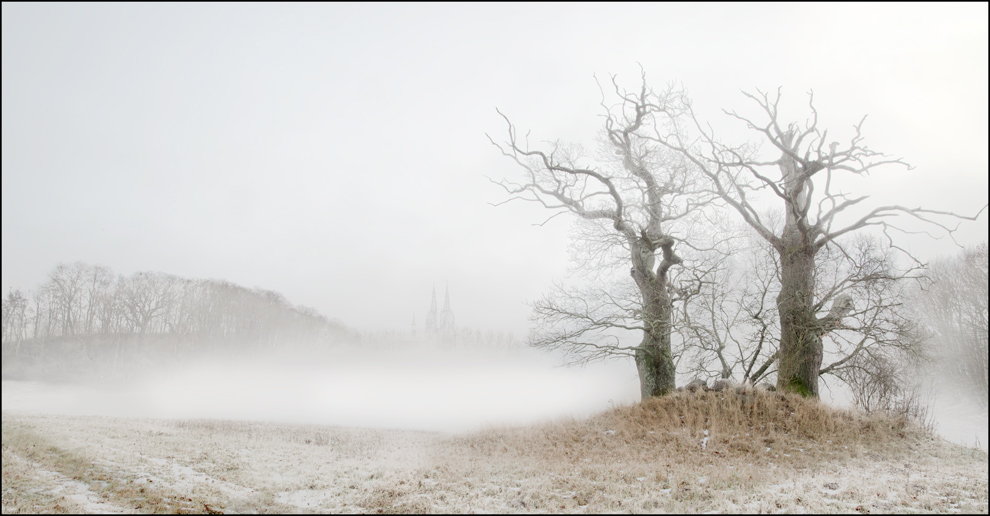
[440,284,455,336]
[425,286,438,335]
[424,283,454,341]
[410,283,515,352]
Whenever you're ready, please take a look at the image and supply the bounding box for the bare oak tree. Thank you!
[652,87,987,397]
[676,222,925,401]
[489,73,717,399]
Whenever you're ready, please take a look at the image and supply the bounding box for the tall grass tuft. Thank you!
[457,388,933,473]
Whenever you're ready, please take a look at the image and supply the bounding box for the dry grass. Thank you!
[3,389,987,514]
[514,389,930,467]
[367,390,987,513]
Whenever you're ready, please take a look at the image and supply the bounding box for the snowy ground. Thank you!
[2,353,987,513]
[3,408,987,514]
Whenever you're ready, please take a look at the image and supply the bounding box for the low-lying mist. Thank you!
[3,346,984,449]
[926,388,988,450]
[819,370,988,451]
[1,347,642,433]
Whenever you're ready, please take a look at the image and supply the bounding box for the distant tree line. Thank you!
[915,243,988,407]
[1,262,356,379]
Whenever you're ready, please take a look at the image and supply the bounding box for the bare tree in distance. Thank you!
[488,71,722,399]
[1,288,29,354]
[915,243,988,407]
[651,86,988,397]
[47,262,89,337]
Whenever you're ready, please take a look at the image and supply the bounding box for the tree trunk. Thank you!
[635,323,676,398]
[772,131,825,398]
[631,238,676,399]
[776,234,822,397]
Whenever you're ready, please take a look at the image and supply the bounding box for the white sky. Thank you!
[3,3,988,338]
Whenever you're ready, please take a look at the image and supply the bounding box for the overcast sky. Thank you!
[3,3,987,338]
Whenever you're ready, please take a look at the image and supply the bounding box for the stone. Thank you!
[711,379,732,392]
[686,379,708,393]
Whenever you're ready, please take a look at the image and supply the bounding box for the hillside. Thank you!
[2,263,357,382]
[3,389,986,514]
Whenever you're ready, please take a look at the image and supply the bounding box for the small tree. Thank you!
[676,220,781,386]
[489,72,718,399]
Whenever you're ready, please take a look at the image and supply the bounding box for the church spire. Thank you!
[440,283,455,335]
[425,284,438,335]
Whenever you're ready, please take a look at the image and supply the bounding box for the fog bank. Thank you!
[1,348,642,433]
[3,347,984,449]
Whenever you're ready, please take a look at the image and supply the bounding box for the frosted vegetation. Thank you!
[486,73,987,415]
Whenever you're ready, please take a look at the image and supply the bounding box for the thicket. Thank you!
[1,262,356,380]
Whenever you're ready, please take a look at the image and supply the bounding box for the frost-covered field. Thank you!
[2,412,438,513]
[3,390,987,514]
